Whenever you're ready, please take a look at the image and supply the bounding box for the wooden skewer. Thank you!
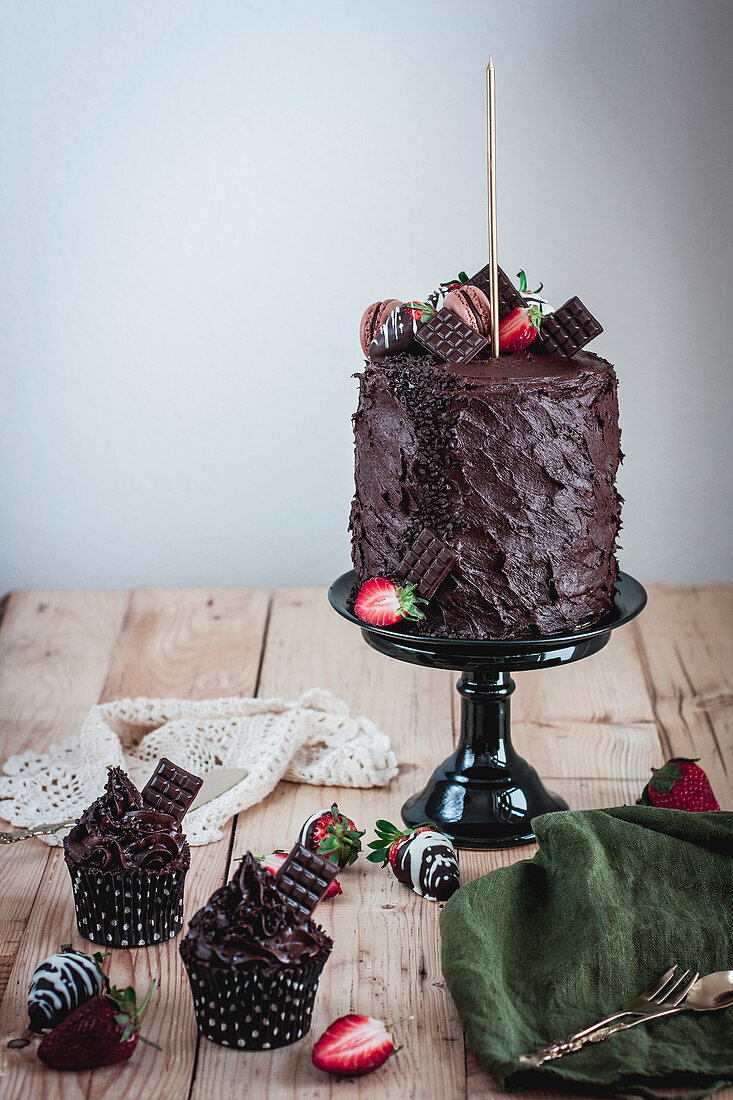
[486,57,500,359]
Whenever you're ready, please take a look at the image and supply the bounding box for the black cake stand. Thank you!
[328,570,647,849]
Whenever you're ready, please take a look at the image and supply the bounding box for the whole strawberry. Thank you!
[312,1013,397,1077]
[37,981,157,1069]
[354,578,427,628]
[298,805,365,868]
[637,758,720,811]
[257,849,342,898]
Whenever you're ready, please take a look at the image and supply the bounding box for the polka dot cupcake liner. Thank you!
[180,951,330,1050]
[69,867,187,947]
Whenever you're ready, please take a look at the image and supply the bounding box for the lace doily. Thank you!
[0,690,398,845]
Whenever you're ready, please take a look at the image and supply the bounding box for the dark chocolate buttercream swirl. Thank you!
[179,853,332,970]
[64,766,190,874]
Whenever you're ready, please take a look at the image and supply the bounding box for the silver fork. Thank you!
[519,965,700,1068]
[0,820,77,843]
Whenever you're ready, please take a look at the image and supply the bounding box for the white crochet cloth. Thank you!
[0,690,398,845]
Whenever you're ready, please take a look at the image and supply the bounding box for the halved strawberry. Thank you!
[366,820,434,868]
[258,849,342,897]
[637,758,720,811]
[354,578,427,628]
[498,304,542,354]
[312,1014,397,1077]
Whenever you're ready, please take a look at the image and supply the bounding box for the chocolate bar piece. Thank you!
[396,527,457,599]
[533,296,603,357]
[274,842,339,923]
[468,265,525,321]
[140,757,203,822]
[414,308,487,364]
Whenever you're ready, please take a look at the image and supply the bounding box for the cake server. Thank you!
[518,968,733,1068]
[0,766,248,843]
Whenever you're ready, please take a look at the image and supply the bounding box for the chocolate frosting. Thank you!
[179,853,332,970]
[63,766,190,874]
[349,349,622,639]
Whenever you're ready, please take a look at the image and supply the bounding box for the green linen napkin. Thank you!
[440,806,733,1096]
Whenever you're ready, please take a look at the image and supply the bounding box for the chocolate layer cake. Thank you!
[349,349,622,639]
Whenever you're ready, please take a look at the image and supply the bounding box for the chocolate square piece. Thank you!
[274,843,339,923]
[140,757,203,822]
[396,527,457,599]
[533,296,603,357]
[414,308,487,364]
[468,265,526,321]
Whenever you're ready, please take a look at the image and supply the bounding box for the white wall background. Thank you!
[2,0,732,592]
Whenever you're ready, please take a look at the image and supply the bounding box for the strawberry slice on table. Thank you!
[637,758,720,811]
[354,578,427,628]
[298,805,365,868]
[37,981,157,1069]
[366,819,435,868]
[258,849,342,897]
[498,304,542,354]
[312,1014,397,1077]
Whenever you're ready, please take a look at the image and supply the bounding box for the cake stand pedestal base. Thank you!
[328,571,646,849]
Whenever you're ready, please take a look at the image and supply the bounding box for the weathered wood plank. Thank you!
[192,587,465,1100]
[0,587,270,1099]
[0,591,129,1004]
[633,585,732,808]
[458,615,665,1100]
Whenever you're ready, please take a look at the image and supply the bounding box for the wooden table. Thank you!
[0,585,730,1099]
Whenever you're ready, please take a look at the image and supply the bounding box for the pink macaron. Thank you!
[443,285,491,336]
[359,299,403,355]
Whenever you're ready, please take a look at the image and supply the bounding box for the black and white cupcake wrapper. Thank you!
[181,953,330,1050]
[69,867,187,947]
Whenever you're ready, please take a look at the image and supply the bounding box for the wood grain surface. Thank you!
[0,583,729,1099]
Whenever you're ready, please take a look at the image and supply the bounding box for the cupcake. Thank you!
[64,766,193,947]
[180,852,333,1050]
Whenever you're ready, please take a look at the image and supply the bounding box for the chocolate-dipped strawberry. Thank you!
[366,820,459,902]
[297,804,365,868]
[28,946,107,1033]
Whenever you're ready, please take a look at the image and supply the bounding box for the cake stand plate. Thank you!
[328,570,647,849]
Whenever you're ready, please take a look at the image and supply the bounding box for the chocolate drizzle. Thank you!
[180,853,332,971]
[350,350,622,639]
[63,766,190,874]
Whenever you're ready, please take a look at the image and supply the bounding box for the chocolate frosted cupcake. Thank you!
[180,853,332,1050]
[64,765,195,947]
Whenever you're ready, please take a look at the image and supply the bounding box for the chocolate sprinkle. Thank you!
[396,527,457,599]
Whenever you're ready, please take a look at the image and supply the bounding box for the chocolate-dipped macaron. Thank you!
[369,305,421,360]
[359,299,402,356]
[64,764,198,947]
[180,852,333,1050]
[443,284,491,336]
